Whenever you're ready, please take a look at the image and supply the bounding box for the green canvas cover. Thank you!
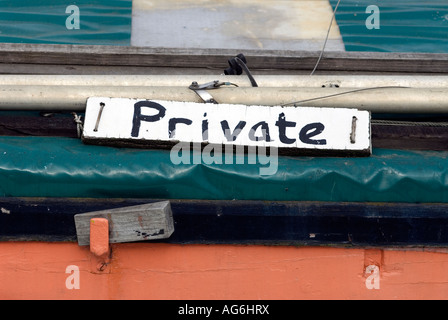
[0,136,447,203]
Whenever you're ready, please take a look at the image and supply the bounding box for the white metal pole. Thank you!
[0,85,447,113]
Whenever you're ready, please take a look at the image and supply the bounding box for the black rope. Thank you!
[224,53,258,87]
[234,57,258,87]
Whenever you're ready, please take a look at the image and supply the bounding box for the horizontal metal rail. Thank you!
[0,84,446,113]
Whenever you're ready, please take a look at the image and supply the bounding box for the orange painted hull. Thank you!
[1,242,448,300]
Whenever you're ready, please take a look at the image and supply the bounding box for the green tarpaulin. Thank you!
[0,136,447,203]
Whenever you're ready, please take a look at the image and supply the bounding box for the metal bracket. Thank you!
[189,80,225,104]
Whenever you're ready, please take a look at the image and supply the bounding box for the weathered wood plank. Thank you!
[372,123,448,151]
[0,63,429,76]
[0,113,79,138]
[1,43,448,74]
[0,63,224,75]
[74,201,174,245]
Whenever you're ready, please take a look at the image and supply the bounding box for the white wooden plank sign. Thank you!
[82,97,371,156]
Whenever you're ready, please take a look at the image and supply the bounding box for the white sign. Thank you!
[82,97,371,155]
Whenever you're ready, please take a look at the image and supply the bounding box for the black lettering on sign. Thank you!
[220,120,247,142]
[249,121,272,142]
[202,113,208,141]
[131,101,166,137]
[299,122,327,145]
[275,113,296,144]
[168,118,193,138]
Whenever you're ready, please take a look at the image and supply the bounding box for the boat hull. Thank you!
[1,241,447,300]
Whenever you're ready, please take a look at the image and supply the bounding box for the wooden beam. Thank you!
[372,123,448,151]
[0,43,448,74]
[0,113,79,138]
[0,114,447,151]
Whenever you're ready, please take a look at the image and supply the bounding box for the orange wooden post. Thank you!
[89,218,109,257]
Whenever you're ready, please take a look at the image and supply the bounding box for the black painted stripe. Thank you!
[1,197,448,246]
